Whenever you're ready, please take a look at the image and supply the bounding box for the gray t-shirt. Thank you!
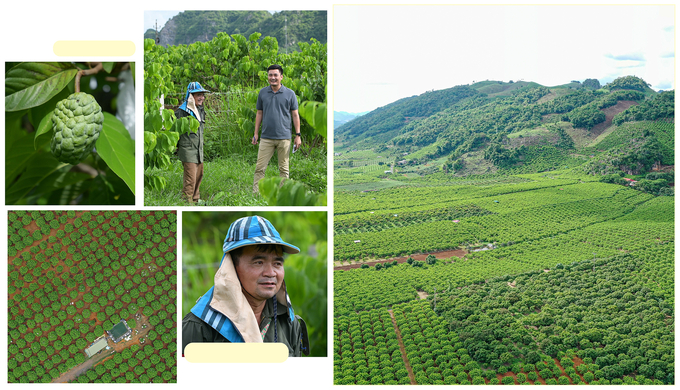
[256,85,298,139]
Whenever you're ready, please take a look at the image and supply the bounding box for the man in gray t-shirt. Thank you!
[251,64,301,193]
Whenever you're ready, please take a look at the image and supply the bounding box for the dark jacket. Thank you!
[182,297,307,357]
[175,104,205,164]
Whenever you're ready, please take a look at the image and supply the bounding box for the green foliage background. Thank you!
[182,211,327,356]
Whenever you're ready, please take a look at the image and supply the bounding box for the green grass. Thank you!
[507,126,552,139]
[145,145,326,206]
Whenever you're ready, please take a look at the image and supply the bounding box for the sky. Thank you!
[334,5,675,114]
[144,10,182,33]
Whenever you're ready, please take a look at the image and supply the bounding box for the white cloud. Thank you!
[334,4,675,113]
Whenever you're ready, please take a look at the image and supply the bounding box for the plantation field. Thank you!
[8,210,177,383]
[334,168,673,385]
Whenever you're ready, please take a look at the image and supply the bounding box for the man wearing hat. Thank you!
[175,81,209,204]
[182,216,309,357]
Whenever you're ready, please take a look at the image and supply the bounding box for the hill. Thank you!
[335,76,673,183]
[151,10,326,51]
[334,111,369,131]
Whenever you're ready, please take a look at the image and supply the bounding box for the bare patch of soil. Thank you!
[497,371,519,385]
[590,100,639,137]
[334,249,467,270]
[532,369,547,385]
[572,356,588,383]
[52,347,114,383]
[416,291,429,300]
[553,357,586,384]
[387,309,417,385]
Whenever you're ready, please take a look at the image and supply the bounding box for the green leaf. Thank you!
[258,177,323,206]
[5,108,28,152]
[96,112,135,195]
[299,101,327,138]
[172,116,197,135]
[144,131,157,154]
[189,117,200,132]
[6,131,49,186]
[30,170,92,202]
[144,174,167,191]
[5,62,78,112]
[158,131,180,153]
[130,62,135,85]
[34,112,53,150]
[28,85,71,131]
[144,110,162,134]
[102,62,115,73]
[249,32,262,42]
[6,152,68,205]
[161,108,175,129]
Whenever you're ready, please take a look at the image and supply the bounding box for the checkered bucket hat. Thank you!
[223,216,300,254]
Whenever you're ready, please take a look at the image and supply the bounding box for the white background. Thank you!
[1,0,676,389]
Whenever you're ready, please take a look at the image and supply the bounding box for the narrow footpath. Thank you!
[387,309,417,385]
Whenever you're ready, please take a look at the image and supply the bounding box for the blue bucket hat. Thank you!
[223,216,300,254]
[186,81,209,95]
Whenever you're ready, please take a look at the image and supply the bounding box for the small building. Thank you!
[107,320,132,343]
[85,337,107,358]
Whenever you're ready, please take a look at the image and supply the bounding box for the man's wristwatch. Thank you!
[295,132,301,137]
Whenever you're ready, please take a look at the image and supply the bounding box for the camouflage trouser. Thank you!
[253,138,290,193]
[182,162,204,202]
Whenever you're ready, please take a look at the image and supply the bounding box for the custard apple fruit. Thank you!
[50,92,104,164]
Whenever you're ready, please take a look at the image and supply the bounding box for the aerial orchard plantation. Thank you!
[8,210,177,383]
[334,176,674,385]
[334,77,673,385]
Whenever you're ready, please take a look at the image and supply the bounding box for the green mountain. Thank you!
[334,111,369,131]
[335,76,673,182]
[152,10,326,51]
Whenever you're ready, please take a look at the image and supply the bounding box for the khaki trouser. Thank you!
[182,162,204,202]
[253,138,291,193]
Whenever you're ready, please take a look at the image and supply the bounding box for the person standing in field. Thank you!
[175,82,209,204]
[251,64,302,194]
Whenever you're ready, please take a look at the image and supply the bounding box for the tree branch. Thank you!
[74,62,104,93]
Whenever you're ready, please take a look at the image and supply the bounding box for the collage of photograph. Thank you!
[2,2,676,388]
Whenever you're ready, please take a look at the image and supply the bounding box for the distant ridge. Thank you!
[150,10,326,50]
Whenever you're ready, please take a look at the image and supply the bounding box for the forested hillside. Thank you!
[149,10,326,51]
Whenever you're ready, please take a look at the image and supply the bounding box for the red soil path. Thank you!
[334,249,467,270]
[387,309,417,385]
